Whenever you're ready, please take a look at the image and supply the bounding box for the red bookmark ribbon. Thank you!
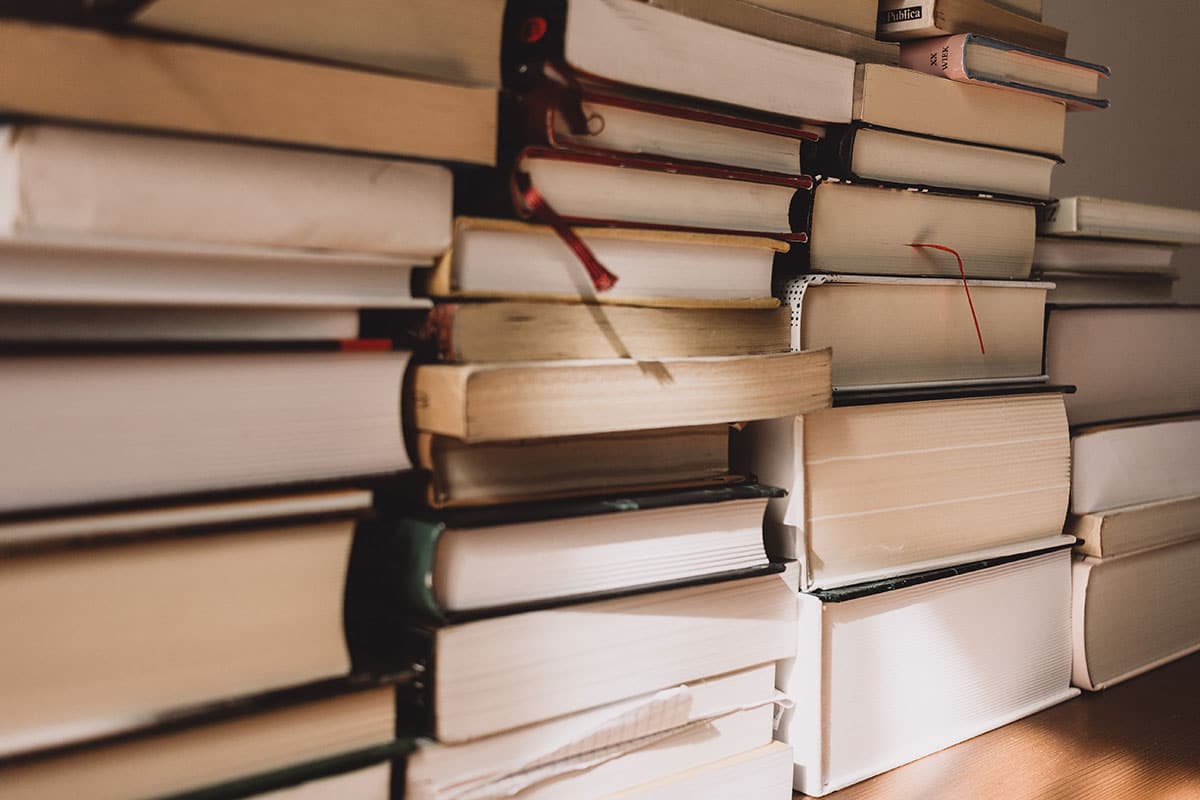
[909,243,986,355]
[514,171,619,293]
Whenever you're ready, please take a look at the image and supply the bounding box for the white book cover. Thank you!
[1071,416,1200,514]
[780,549,1077,796]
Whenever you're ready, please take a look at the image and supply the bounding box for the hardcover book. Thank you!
[877,0,1068,55]
[898,34,1109,110]
[782,547,1077,795]
[734,390,1072,590]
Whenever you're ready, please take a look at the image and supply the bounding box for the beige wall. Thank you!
[1044,0,1200,299]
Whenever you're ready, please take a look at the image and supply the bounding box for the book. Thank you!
[642,0,899,64]
[0,305,364,343]
[130,0,505,87]
[0,490,371,755]
[346,565,800,743]
[405,663,780,800]
[733,391,1071,589]
[1072,537,1200,691]
[512,78,817,176]
[0,351,411,513]
[804,125,1059,200]
[800,182,1036,278]
[423,302,792,363]
[1040,197,1200,244]
[1033,237,1178,275]
[367,484,779,617]
[1071,416,1200,514]
[1040,273,1178,306]
[0,21,496,165]
[1045,307,1200,426]
[749,0,880,36]
[899,34,1110,110]
[612,741,793,799]
[778,275,1049,389]
[506,148,811,237]
[430,219,785,307]
[411,350,832,442]
[853,63,1066,157]
[0,124,452,257]
[782,548,1077,796]
[1069,495,1200,559]
[0,680,404,800]
[0,232,432,311]
[504,0,856,123]
[877,0,1068,56]
[418,425,733,507]
[990,0,1041,20]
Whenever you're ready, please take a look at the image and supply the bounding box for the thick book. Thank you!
[430,218,785,307]
[362,484,781,618]
[1033,236,1178,275]
[0,679,406,800]
[0,21,496,165]
[1045,307,1200,426]
[877,0,1068,55]
[643,0,899,64]
[1073,538,1200,691]
[733,391,1071,590]
[131,0,505,87]
[1071,416,1200,514]
[777,275,1049,389]
[405,663,780,800]
[853,63,1066,157]
[0,351,411,513]
[0,490,371,756]
[1040,197,1200,244]
[0,124,452,257]
[411,350,832,443]
[899,34,1110,110]
[423,302,791,363]
[504,0,856,123]
[1069,495,1200,559]
[345,564,800,743]
[781,548,1077,795]
[800,181,1037,278]
[804,124,1059,200]
[418,425,734,508]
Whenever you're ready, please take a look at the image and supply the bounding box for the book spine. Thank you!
[898,34,972,82]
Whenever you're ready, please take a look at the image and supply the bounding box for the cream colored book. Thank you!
[431,219,784,308]
[1040,196,1200,245]
[0,490,370,756]
[783,548,1077,796]
[412,351,831,443]
[1069,495,1200,559]
[780,274,1048,389]
[0,21,496,166]
[752,0,879,35]
[734,391,1071,590]
[1071,416,1200,514]
[134,0,505,87]
[1072,538,1200,691]
[854,64,1066,157]
[612,741,793,799]
[806,182,1037,278]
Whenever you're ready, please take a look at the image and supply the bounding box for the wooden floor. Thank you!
[803,653,1200,799]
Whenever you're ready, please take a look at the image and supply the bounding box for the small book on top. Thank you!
[877,0,1067,55]
[1039,197,1200,244]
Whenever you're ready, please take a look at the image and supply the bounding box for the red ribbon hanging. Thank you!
[909,242,986,355]
[514,171,619,293]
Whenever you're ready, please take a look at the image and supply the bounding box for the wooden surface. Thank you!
[804,653,1200,799]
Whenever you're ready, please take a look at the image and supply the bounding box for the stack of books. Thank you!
[388,1,846,796]
[1040,198,1200,693]
[0,6,499,799]
[737,0,1112,794]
